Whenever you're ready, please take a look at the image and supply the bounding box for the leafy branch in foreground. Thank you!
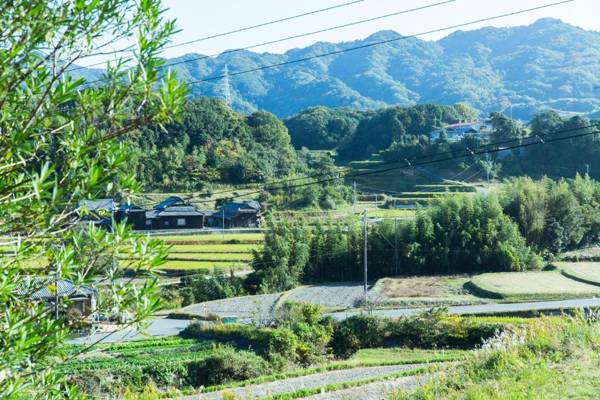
[0,0,186,398]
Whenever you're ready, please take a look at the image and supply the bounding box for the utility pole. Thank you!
[353,181,357,213]
[222,208,225,237]
[394,217,399,276]
[363,209,368,305]
[374,193,378,208]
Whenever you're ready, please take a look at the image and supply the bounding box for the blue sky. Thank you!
[160,0,596,55]
[82,0,598,68]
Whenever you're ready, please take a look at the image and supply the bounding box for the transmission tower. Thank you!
[221,64,233,107]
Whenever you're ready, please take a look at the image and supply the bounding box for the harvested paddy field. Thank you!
[469,271,600,301]
[371,275,487,307]
[556,262,600,286]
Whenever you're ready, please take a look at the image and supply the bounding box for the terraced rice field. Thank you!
[469,272,600,301]
[556,262,600,286]
[145,233,264,274]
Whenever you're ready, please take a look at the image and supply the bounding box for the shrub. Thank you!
[332,310,506,359]
[186,346,272,387]
[266,327,299,367]
[331,314,388,358]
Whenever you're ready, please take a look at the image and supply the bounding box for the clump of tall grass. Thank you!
[391,312,600,400]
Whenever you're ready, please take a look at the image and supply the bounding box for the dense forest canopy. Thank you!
[130,97,600,193]
[131,98,300,190]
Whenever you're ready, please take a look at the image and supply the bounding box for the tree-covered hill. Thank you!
[76,18,600,119]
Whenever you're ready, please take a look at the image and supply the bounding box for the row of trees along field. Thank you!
[250,175,600,293]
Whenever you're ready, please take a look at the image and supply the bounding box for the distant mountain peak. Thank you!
[71,19,600,120]
[364,30,403,41]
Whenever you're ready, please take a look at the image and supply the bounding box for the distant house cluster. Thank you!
[82,196,261,231]
[429,120,491,142]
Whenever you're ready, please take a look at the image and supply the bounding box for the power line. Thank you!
[186,0,574,84]
[70,0,366,71]
[78,0,456,81]
[162,0,366,50]
[152,0,457,70]
[191,123,600,204]
[188,119,594,203]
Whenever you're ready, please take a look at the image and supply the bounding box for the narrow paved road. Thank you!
[71,297,600,343]
[68,317,191,344]
[177,364,426,400]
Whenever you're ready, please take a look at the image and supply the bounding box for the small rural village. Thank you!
[3,0,600,399]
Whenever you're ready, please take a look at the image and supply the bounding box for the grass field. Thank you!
[555,262,600,286]
[162,252,253,261]
[168,244,259,253]
[346,348,467,364]
[61,337,215,378]
[468,271,600,301]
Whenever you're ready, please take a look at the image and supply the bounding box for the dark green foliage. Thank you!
[273,302,334,366]
[502,175,600,253]
[331,310,504,358]
[186,346,272,387]
[284,107,365,149]
[255,195,540,287]
[503,112,600,179]
[404,195,541,274]
[250,216,312,293]
[331,315,388,358]
[131,98,301,190]
[338,104,471,160]
[180,272,246,305]
[181,302,333,367]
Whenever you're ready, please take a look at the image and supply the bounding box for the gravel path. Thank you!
[298,374,429,400]
[178,364,425,400]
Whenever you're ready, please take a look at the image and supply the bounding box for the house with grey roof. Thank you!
[208,200,262,228]
[144,196,210,230]
[18,279,97,316]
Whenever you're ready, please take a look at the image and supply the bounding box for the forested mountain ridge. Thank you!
[77,18,600,119]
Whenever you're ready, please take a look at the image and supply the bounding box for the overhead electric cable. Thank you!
[186,0,574,84]
[191,123,600,204]
[77,0,456,80]
[70,0,366,70]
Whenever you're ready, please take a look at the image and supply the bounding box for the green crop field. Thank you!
[164,252,253,261]
[168,244,259,253]
[469,271,600,301]
[556,262,600,286]
[60,337,214,375]
[159,260,250,270]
